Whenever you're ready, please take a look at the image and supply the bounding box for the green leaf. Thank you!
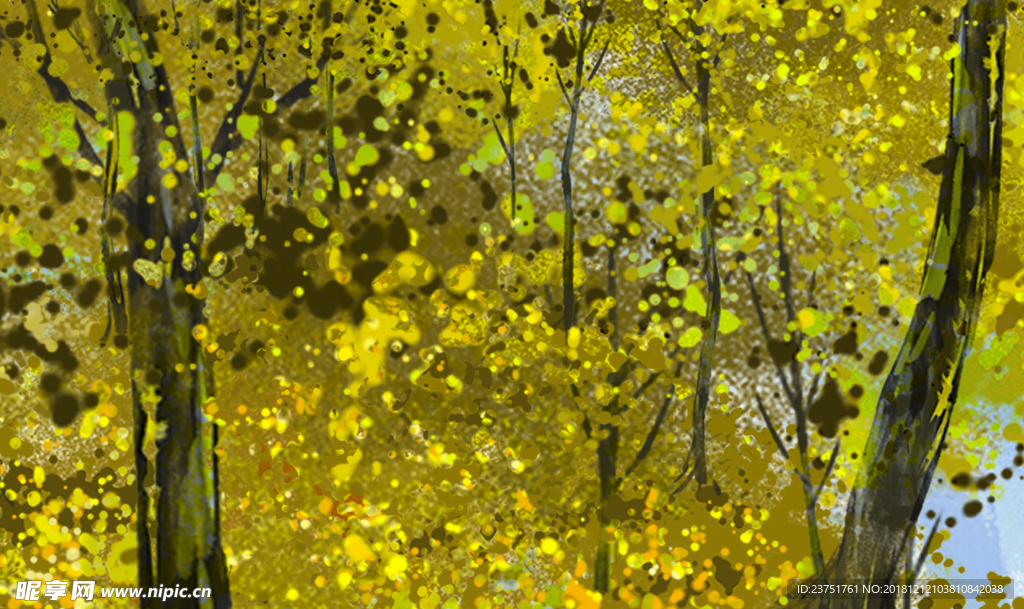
[546,211,565,235]
[355,144,380,166]
[684,285,707,313]
[720,309,741,334]
[666,267,690,290]
[236,115,260,140]
[679,327,702,348]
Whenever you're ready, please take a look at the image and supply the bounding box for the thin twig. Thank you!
[660,39,695,97]
[913,516,943,582]
[621,361,684,479]
[204,49,262,183]
[491,120,510,157]
[814,438,841,499]
[555,70,573,106]
[744,270,799,406]
[588,40,610,81]
[756,392,789,462]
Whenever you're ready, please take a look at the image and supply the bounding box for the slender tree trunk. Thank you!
[793,2,1005,606]
[327,72,341,214]
[593,248,619,594]
[503,44,518,230]
[561,93,580,333]
[689,58,721,487]
[592,249,616,594]
[594,422,619,594]
[561,19,594,333]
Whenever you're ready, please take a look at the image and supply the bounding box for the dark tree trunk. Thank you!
[113,1,232,605]
[126,103,231,608]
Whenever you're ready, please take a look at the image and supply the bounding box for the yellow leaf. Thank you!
[344,534,375,564]
[385,553,408,580]
[336,569,354,589]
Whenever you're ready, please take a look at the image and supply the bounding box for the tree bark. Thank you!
[126,100,231,608]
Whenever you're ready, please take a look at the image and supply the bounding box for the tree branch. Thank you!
[18,2,105,174]
[491,120,510,157]
[912,515,943,583]
[621,360,684,479]
[273,45,331,111]
[660,39,694,97]
[555,69,573,107]
[204,51,262,184]
[755,391,789,463]
[588,39,610,82]
[814,438,841,499]
[569,385,592,439]
[744,270,799,406]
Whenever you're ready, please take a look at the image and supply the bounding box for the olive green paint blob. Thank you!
[962,500,982,517]
[711,556,742,596]
[867,350,889,375]
[768,338,798,366]
[37,244,65,268]
[808,378,860,438]
[832,326,859,354]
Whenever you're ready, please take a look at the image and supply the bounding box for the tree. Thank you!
[0,0,417,605]
[793,0,1009,605]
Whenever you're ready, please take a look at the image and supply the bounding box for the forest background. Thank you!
[0,0,1023,607]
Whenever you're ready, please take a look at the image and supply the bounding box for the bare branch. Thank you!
[569,385,593,439]
[555,70,573,107]
[669,452,695,497]
[744,270,799,406]
[17,2,104,176]
[796,470,814,495]
[9,8,101,124]
[670,443,693,486]
[711,32,729,68]
[806,369,822,407]
[912,516,943,583]
[660,40,694,97]
[774,183,798,326]
[565,22,578,52]
[665,21,688,46]
[814,438,841,499]
[73,120,104,172]
[588,40,610,82]
[622,361,684,479]
[807,269,818,308]
[756,392,790,463]
[580,0,606,51]
[274,50,331,111]
[631,368,664,401]
[491,120,510,157]
[204,51,262,183]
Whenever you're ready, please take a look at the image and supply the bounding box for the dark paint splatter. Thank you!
[808,378,859,438]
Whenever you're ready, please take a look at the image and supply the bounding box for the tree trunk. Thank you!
[689,43,721,488]
[794,1,1005,606]
[594,423,620,594]
[120,23,232,606]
